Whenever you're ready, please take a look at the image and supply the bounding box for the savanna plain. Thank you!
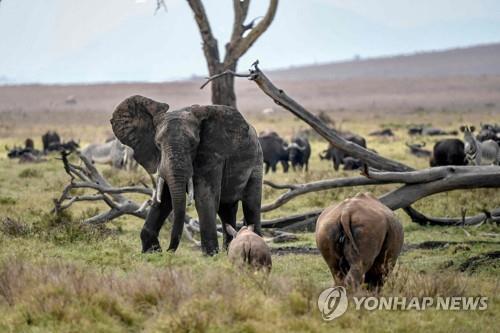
[0,75,499,332]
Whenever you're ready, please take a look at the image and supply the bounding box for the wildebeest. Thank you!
[24,138,34,150]
[475,124,500,144]
[369,128,394,137]
[406,142,431,158]
[408,125,457,136]
[429,139,466,167]
[50,140,80,153]
[462,126,500,165]
[286,135,311,171]
[258,131,289,174]
[320,133,366,171]
[6,138,44,163]
[42,131,61,153]
[316,192,404,289]
[82,139,136,170]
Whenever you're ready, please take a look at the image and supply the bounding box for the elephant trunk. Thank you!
[166,173,187,252]
[161,147,191,252]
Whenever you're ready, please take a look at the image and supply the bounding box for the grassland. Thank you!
[0,110,499,333]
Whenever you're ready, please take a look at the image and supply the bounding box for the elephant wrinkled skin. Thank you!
[111,95,263,255]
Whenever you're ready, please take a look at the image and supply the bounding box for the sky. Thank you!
[0,0,499,84]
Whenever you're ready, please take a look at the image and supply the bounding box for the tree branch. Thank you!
[228,0,250,43]
[224,0,279,66]
[187,0,220,71]
[262,176,385,212]
[403,206,500,226]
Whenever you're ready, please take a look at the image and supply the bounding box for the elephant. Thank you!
[258,131,289,174]
[226,225,272,271]
[111,95,263,255]
[316,192,404,290]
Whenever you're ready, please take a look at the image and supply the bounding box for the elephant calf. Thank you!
[316,193,403,290]
[226,225,272,271]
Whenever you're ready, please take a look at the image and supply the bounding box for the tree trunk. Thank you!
[210,63,237,107]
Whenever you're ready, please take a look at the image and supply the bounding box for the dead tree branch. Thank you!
[403,206,500,226]
[262,177,386,212]
[203,62,500,228]
[53,152,152,224]
[262,166,500,226]
[202,62,413,172]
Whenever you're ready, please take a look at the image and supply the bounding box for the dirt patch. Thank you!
[458,251,500,273]
[271,246,319,256]
[403,240,500,252]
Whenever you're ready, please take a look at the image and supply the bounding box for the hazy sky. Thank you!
[1,0,499,84]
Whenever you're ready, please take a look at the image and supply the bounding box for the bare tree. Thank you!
[158,0,279,107]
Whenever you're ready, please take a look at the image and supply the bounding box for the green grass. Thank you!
[0,116,499,332]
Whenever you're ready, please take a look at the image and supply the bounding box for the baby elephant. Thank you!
[316,192,403,290]
[226,225,272,271]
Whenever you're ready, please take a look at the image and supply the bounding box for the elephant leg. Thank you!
[264,162,270,174]
[194,168,223,256]
[218,201,238,250]
[242,169,263,236]
[271,162,277,173]
[141,188,172,253]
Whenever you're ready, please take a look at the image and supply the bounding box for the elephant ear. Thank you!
[110,95,169,174]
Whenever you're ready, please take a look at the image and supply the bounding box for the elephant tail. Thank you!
[340,211,359,254]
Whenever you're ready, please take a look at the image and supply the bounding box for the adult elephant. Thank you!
[111,95,263,255]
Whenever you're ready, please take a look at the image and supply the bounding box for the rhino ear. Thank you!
[110,95,169,174]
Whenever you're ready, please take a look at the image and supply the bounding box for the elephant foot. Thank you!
[203,247,219,256]
[201,238,219,256]
[140,228,162,253]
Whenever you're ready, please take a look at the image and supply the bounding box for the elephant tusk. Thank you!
[187,177,194,206]
[156,177,165,203]
[135,199,151,214]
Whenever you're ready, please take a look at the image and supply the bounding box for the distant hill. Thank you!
[269,43,500,80]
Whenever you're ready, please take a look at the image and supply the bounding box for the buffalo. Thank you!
[258,131,289,174]
[286,135,311,171]
[430,139,466,167]
[320,133,366,171]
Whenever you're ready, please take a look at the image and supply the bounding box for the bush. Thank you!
[0,217,30,237]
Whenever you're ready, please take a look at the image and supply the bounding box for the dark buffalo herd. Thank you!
[7,123,499,169]
[258,131,311,173]
[7,131,79,163]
